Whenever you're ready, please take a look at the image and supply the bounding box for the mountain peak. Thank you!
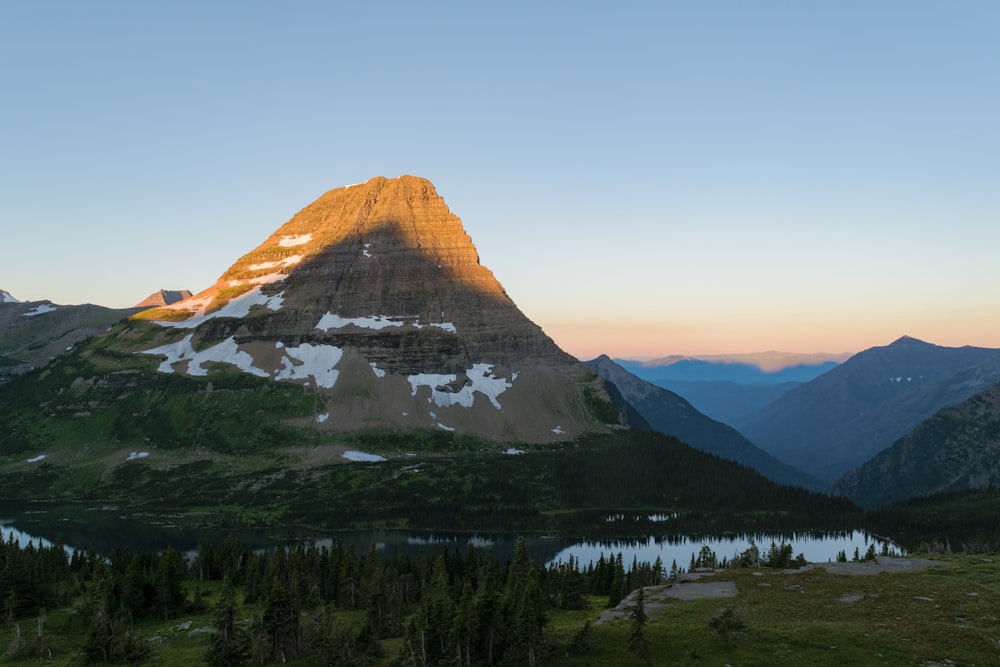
[0,289,20,304]
[119,176,609,442]
[888,335,931,348]
[135,289,193,309]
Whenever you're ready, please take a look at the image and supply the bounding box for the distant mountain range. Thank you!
[736,336,1000,482]
[834,383,1000,508]
[584,355,823,490]
[617,352,847,425]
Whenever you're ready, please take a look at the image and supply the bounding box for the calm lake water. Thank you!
[0,503,900,566]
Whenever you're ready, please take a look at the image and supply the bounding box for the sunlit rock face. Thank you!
[130,176,610,441]
[134,289,193,309]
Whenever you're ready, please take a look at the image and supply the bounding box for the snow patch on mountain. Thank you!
[1,289,19,303]
[428,322,457,333]
[275,343,344,389]
[370,362,386,378]
[343,450,385,462]
[142,334,269,378]
[186,338,269,378]
[317,313,404,331]
[248,255,302,271]
[278,234,312,247]
[154,287,284,328]
[23,303,57,317]
[407,363,513,410]
[315,312,458,334]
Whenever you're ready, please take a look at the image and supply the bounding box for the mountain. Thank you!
[834,384,1000,508]
[0,176,615,453]
[0,296,141,382]
[619,351,848,383]
[617,352,846,425]
[736,336,1000,482]
[629,379,802,427]
[584,355,823,489]
[134,289,193,308]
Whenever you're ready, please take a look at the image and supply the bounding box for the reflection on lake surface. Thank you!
[0,502,900,566]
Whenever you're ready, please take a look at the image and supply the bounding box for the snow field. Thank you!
[407,363,513,410]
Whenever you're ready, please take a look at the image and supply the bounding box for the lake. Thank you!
[0,502,899,566]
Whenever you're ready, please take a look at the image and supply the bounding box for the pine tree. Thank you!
[628,587,651,665]
[154,546,186,620]
[205,576,247,667]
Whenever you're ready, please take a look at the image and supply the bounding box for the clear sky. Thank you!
[2,1,998,358]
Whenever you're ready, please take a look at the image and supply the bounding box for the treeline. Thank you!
[866,487,1000,552]
[1,533,678,665]
[278,431,867,536]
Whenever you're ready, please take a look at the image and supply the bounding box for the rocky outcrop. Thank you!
[134,289,193,308]
[122,176,612,442]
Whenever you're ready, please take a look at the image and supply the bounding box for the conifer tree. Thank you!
[628,586,651,665]
[205,576,247,667]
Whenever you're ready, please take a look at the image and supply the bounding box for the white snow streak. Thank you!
[436,423,456,432]
[126,451,150,461]
[503,448,525,455]
[343,450,386,462]
[188,338,269,378]
[153,287,284,328]
[141,335,269,378]
[363,243,373,258]
[407,363,513,410]
[317,313,404,331]
[248,255,302,271]
[428,322,457,333]
[315,312,457,333]
[551,426,566,435]
[23,303,57,317]
[370,362,386,378]
[26,455,46,463]
[1,290,19,303]
[278,234,313,247]
[316,412,329,423]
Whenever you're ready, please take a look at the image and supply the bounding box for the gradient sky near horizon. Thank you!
[2,2,998,359]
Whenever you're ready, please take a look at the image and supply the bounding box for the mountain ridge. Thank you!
[834,383,1000,508]
[736,336,1000,481]
[584,354,823,489]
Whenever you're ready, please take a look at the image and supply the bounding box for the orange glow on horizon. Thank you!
[540,313,1000,360]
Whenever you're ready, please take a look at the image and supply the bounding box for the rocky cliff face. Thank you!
[119,176,609,441]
